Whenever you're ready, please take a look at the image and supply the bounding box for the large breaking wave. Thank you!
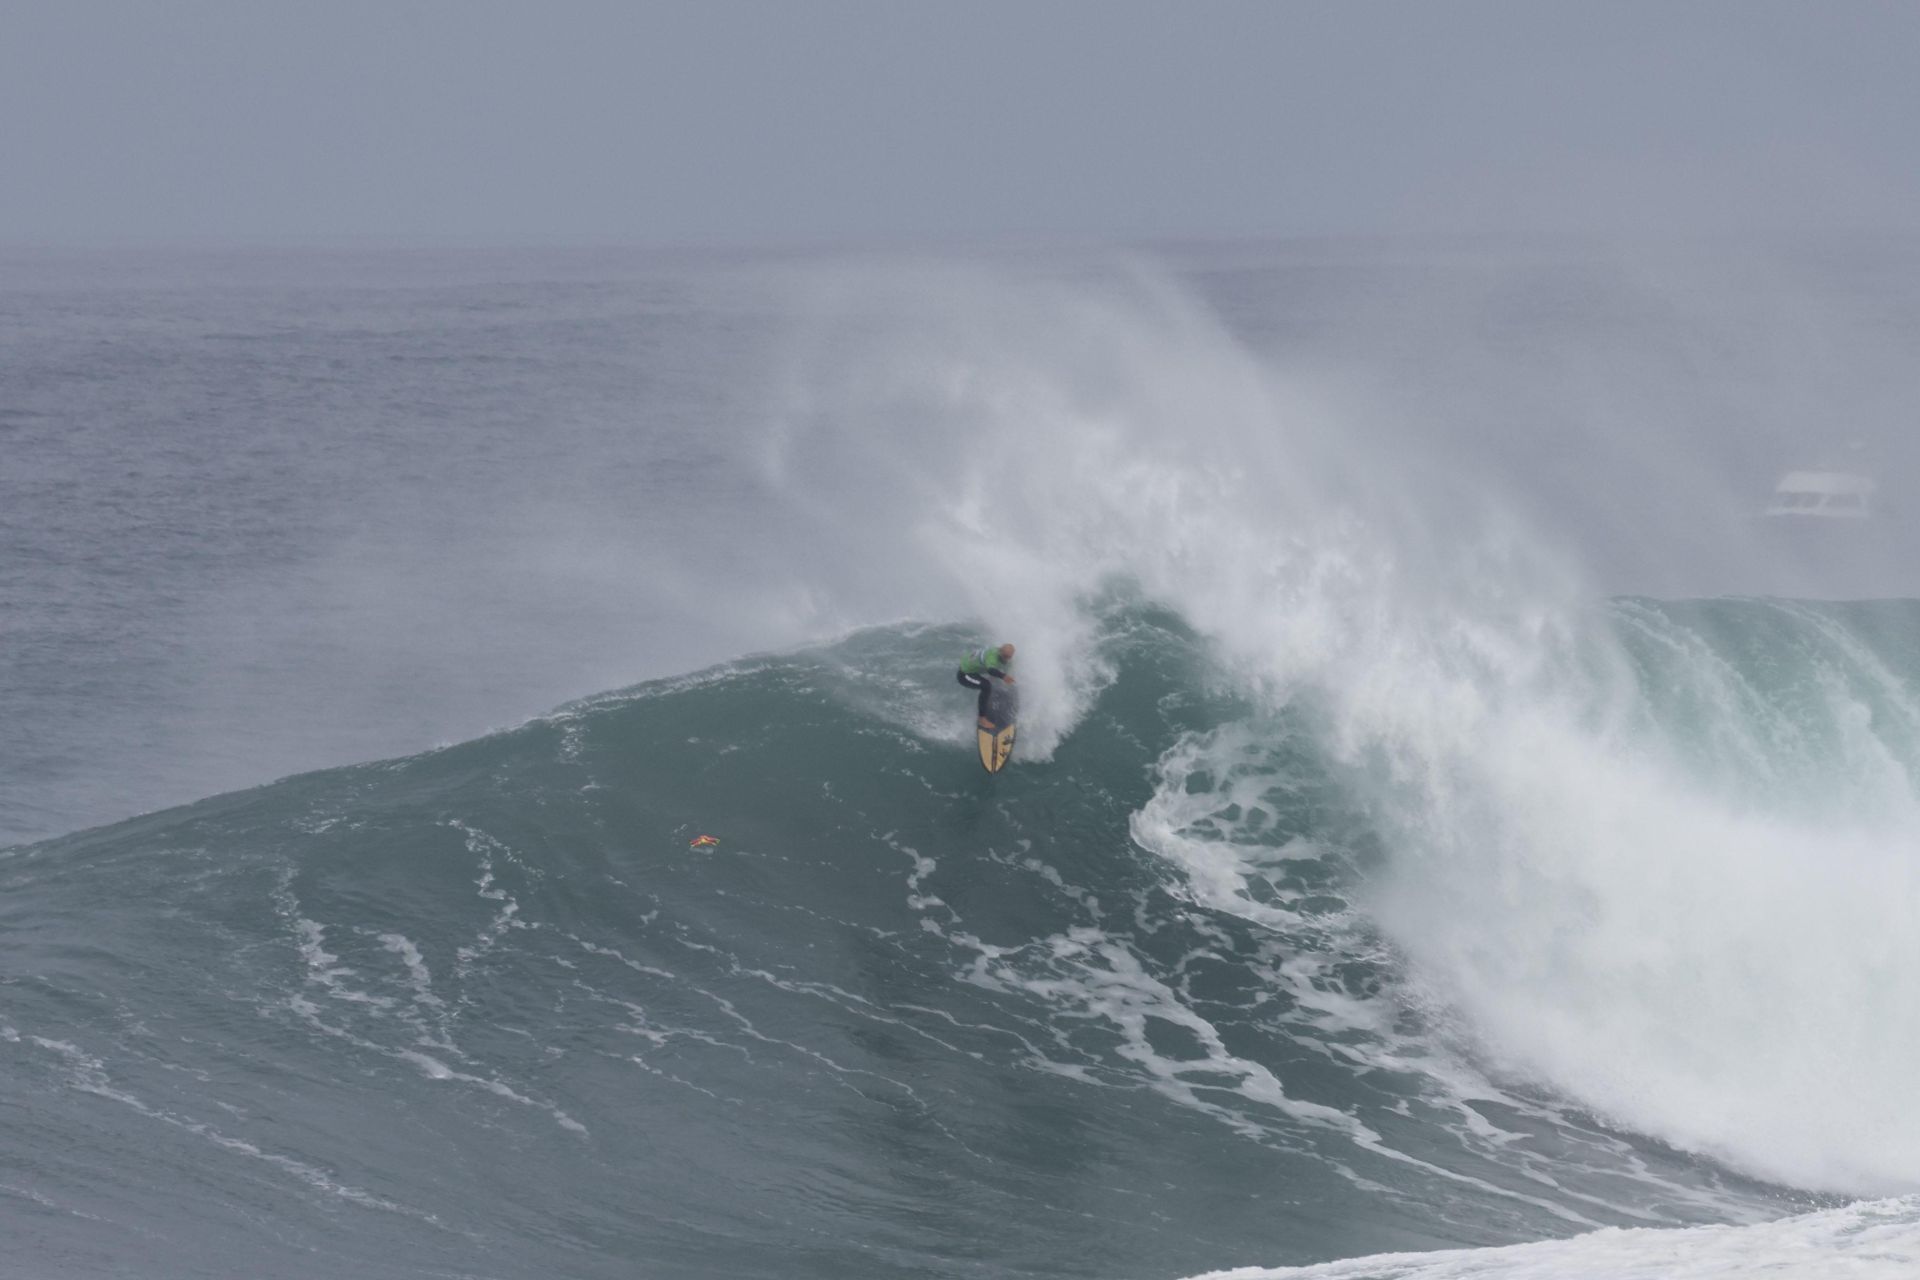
[5,595,1919,1277]
[8,259,1920,1277]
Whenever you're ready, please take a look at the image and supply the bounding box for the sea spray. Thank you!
[762,260,1920,1194]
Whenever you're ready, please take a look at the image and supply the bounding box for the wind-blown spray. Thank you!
[760,257,1920,1196]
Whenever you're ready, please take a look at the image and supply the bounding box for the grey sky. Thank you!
[3,1,1918,248]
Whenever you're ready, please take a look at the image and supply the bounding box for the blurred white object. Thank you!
[1764,469,1876,520]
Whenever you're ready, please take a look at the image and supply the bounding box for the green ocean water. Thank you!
[17,597,1920,1277]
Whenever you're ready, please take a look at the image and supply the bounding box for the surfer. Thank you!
[957,643,1015,729]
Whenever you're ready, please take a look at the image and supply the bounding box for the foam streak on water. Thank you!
[1182,1197,1920,1280]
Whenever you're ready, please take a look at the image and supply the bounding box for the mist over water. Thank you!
[8,240,1920,1276]
[2,248,801,844]
[754,251,1920,1198]
[9,240,1920,846]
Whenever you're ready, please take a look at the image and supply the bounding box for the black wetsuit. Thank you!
[957,667,999,720]
[959,668,1017,726]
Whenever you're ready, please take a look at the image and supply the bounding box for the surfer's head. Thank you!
[996,643,1015,666]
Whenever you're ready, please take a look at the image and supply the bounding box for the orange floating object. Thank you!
[688,834,720,850]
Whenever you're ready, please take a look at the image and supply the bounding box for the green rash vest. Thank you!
[959,647,1010,676]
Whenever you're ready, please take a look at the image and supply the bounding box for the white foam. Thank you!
[767,263,1920,1196]
[1180,1196,1920,1280]
[1130,725,1767,1224]
[22,1034,435,1221]
[447,820,534,973]
[396,1049,588,1136]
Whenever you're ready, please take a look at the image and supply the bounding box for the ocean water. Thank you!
[6,242,1920,1277]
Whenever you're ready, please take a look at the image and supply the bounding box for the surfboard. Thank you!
[976,676,1019,773]
[977,720,1016,773]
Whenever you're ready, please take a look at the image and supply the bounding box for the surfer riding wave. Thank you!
[957,643,1015,729]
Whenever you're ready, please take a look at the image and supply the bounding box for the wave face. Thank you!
[7,596,1920,1278]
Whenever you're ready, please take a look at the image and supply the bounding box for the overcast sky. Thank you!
[3,1,1917,248]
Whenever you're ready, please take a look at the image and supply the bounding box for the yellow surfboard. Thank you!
[977,721,1017,773]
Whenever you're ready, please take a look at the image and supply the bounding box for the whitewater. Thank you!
[6,242,1920,1277]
